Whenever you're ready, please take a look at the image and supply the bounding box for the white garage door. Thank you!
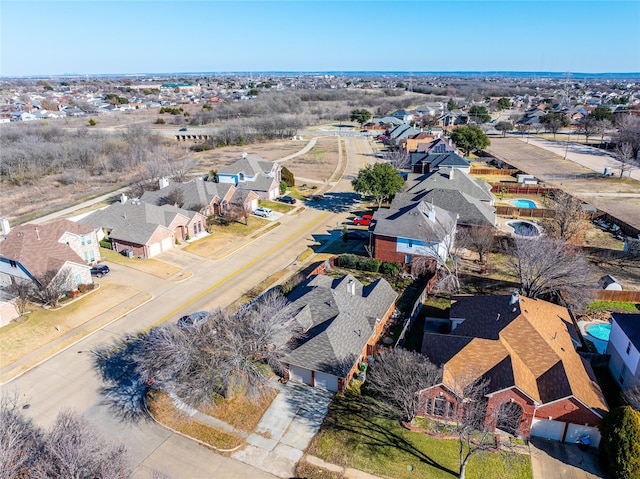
[314,372,339,392]
[531,418,565,441]
[148,243,161,257]
[161,236,173,252]
[565,424,601,448]
[289,365,312,386]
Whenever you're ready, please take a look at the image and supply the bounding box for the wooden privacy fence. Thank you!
[495,206,556,218]
[470,168,520,176]
[490,184,557,195]
[590,290,640,302]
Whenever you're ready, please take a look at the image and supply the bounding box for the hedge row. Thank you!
[335,255,400,275]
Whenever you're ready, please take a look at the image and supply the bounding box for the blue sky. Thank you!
[1,1,639,76]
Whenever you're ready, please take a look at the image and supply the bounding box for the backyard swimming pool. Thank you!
[587,323,611,342]
[507,220,541,237]
[511,199,537,209]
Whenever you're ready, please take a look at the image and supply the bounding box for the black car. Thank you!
[345,230,369,240]
[90,265,110,278]
[277,195,297,204]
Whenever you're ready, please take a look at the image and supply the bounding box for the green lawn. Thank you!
[587,300,639,314]
[308,393,532,479]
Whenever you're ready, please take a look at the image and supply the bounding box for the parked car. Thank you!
[90,265,110,278]
[253,206,272,218]
[353,214,373,226]
[277,195,297,204]
[179,127,187,131]
[178,311,210,329]
[120,248,134,258]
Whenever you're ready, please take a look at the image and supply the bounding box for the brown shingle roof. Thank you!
[422,295,607,412]
[0,220,92,278]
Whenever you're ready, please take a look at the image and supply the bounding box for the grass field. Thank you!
[307,393,532,479]
[100,248,181,277]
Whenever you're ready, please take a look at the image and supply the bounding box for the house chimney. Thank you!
[159,177,169,189]
[0,218,10,236]
[509,292,520,305]
[347,279,356,295]
[449,169,454,181]
[120,193,128,204]
[427,202,436,222]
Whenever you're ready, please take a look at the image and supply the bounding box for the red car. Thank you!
[353,214,373,226]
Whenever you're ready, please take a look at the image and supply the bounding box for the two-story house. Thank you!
[607,313,640,389]
[217,153,281,201]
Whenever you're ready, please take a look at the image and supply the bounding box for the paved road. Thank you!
[4,135,378,478]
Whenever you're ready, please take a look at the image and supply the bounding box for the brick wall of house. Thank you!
[486,388,535,437]
[374,234,406,263]
[535,398,602,429]
[417,385,459,420]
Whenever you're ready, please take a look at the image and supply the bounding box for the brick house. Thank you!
[418,294,608,446]
[283,274,397,392]
[371,199,457,271]
[141,178,237,217]
[80,199,206,258]
[0,219,98,293]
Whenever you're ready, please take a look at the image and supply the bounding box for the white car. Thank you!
[253,207,272,218]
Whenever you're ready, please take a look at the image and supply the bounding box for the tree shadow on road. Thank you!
[92,336,150,424]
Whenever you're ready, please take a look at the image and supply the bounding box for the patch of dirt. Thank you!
[283,136,340,183]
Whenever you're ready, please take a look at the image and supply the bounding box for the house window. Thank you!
[75,274,82,286]
[86,235,92,245]
[408,240,413,248]
[405,255,412,264]
[424,398,432,415]
[626,342,631,355]
[81,236,85,245]
[433,398,446,417]
[90,250,95,262]
[83,252,89,263]
[447,401,455,418]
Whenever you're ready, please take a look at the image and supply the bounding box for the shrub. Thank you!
[78,284,88,294]
[99,239,112,250]
[600,406,640,479]
[359,258,381,272]
[154,118,165,124]
[336,254,358,269]
[282,167,295,187]
[380,262,400,275]
[279,180,287,195]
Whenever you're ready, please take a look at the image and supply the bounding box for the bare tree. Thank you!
[544,190,587,243]
[576,116,598,144]
[447,377,521,479]
[616,141,638,178]
[5,279,31,315]
[623,384,640,412]
[615,115,640,159]
[30,269,71,307]
[458,225,494,265]
[168,155,198,183]
[504,236,593,304]
[382,150,410,170]
[0,392,42,479]
[37,409,131,479]
[364,349,441,422]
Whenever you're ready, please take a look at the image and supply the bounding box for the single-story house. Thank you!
[80,199,206,258]
[0,219,98,293]
[217,153,281,200]
[371,199,458,270]
[141,177,237,217]
[607,313,640,389]
[283,274,397,392]
[419,294,608,446]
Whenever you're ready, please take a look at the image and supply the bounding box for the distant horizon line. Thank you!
[3,70,640,80]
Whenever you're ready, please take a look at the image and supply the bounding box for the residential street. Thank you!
[3,135,377,478]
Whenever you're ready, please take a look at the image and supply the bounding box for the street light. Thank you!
[563,131,571,160]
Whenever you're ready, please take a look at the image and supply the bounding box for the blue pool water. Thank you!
[511,199,537,209]
[587,323,611,342]
[507,221,540,237]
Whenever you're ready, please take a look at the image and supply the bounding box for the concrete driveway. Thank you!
[529,438,604,479]
[232,381,333,478]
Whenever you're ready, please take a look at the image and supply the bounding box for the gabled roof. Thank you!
[284,274,397,377]
[0,220,92,278]
[405,169,494,203]
[79,201,184,245]
[372,199,457,243]
[218,153,276,177]
[415,138,456,154]
[611,313,640,349]
[422,295,608,414]
[410,152,470,170]
[141,178,233,212]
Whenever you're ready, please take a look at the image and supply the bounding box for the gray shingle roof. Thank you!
[406,169,494,202]
[284,274,397,377]
[140,178,232,212]
[409,152,470,170]
[372,199,457,243]
[79,201,185,245]
[218,154,274,176]
[404,188,496,227]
